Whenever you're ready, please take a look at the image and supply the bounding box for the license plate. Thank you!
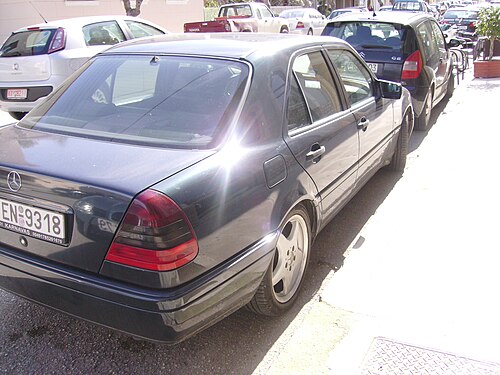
[368,63,378,73]
[458,25,467,30]
[6,88,27,100]
[0,198,66,245]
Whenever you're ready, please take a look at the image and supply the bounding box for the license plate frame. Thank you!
[0,198,67,245]
[367,63,379,74]
[6,88,28,100]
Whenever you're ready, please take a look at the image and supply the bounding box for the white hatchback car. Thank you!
[279,8,327,35]
[0,16,167,120]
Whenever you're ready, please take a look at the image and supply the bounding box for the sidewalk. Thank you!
[255,70,500,374]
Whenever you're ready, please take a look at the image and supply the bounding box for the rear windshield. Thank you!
[443,9,478,19]
[0,29,55,57]
[280,10,305,18]
[20,55,249,148]
[393,1,423,10]
[218,5,252,17]
[323,22,408,51]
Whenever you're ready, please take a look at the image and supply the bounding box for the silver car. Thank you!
[279,8,327,35]
[0,15,167,120]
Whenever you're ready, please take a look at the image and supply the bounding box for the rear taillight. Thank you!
[48,27,66,54]
[105,189,198,271]
[469,22,475,28]
[296,21,305,29]
[401,50,422,80]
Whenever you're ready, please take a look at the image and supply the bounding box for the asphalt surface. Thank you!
[0,69,498,374]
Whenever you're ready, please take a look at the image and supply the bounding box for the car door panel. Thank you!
[326,48,395,185]
[283,51,359,222]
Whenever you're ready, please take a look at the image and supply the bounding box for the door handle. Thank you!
[357,117,369,131]
[306,144,326,161]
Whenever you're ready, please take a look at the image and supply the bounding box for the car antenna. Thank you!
[29,1,48,23]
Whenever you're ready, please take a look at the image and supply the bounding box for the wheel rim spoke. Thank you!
[272,254,287,285]
[272,214,309,303]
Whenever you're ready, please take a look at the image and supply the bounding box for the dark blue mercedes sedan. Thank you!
[0,33,412,343]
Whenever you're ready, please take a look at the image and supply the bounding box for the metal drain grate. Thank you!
[360,337,500,375]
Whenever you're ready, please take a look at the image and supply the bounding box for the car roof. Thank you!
[13,15,163,32]
[326,10,433,25]
[101,33,350,61]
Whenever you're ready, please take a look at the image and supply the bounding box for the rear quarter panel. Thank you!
[121,51,320,288]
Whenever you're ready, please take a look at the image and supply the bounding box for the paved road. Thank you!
[1,70,498,374]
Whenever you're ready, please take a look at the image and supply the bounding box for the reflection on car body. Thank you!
[0,33,412,344]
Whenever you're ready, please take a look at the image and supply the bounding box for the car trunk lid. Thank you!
[0,125,215,274]
[357,49,406,83]
[0,29,57,83]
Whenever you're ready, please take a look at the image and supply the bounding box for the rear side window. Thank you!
[0,29,55,57]
[417,21,439,64]
[287,74,312,132]
[83,21,126,46]
[20,55,249,148]
[323,22,407,51]
[125,21,164,38]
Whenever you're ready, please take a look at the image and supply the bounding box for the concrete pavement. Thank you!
[254,70,500,374]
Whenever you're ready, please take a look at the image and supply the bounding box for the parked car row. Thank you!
[0,31,413,343]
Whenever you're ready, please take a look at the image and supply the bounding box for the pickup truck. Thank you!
[184,2,289,33]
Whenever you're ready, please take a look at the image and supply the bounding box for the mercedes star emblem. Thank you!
[7,171,22,192]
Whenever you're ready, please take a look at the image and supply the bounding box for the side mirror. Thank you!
[448,38,461,48]
[379,80,402,99]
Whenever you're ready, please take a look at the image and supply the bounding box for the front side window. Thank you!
[259,6,274,18]
[327,49,373,105]
[291,52,342,123]
[83,21,126,46]
[20,55,249,148]
[125,21,164,39]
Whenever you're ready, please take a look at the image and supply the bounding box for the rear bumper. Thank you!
[0,233,277,344]
[0,86,53,113]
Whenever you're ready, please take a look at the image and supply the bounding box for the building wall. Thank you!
[0,0,204,44]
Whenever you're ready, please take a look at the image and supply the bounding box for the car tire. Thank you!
[280,26,289,33]
[9,112,26,121]
[445,72,455,99]
[414,90,433,132]
[386,111,411,172]
[307,28,313,35]
[247,205,311,316]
